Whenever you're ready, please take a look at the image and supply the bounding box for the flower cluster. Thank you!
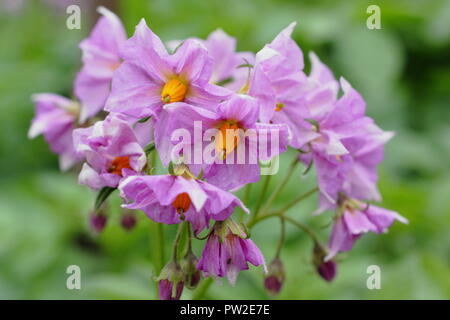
[29,7,407,299]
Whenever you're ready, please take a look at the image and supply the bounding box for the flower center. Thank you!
[161,78,188,104]
[275,103,285,112]
[216,121,241,158]
[110,61,122,71]
[172,192,191,213]
[108,156,132,175]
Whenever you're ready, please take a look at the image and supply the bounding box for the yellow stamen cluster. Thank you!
[161,78,188,104]
[275,103,285,112]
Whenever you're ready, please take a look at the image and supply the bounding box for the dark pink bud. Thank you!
[188,269,201,289]
[157,261,185,300]
[181,252,201,289]
[313,242,338,282]
[120,213,137,231]
[263,258,285,296]
[317,260,337,282]
[159,279,184,300]
[90,212,107,232]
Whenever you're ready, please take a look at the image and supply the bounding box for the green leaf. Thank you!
[94,187,116,212]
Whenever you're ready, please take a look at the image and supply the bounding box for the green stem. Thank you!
[156,223,165,270]
[172,223,184,262]
[282,215,321,244]
[192,277,213,300]
[239,183,252,222]
[151,222,165,299]
[247,186,318,229]
[247,211,279,228]
[275,217,285,259]
[243,183,252,204]
[253,175,271,217]
[151,148,157,173]
[276,186,319,215]
[185,222,193,254]
[258,157,299,216]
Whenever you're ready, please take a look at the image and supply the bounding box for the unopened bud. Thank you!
[121,213,137,231]
[263,258,285,296]
[313,242,337,282]
[181,251,201,289]
[157,261,184,300]
[90,212,107,233]
[317,260,337,282]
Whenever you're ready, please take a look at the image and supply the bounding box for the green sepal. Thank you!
[168,161,175,175]
[304,118,320,131]
[138,116,151,123]
[144,142,155,155]
[216,77,234,86]
[94,187,116,212]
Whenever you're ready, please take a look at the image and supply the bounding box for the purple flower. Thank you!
[197,220,266,285]
[298,77,392,212]
[104,19,231,120]
[73,115,146,190]
[167,30,254,91]
[118,172,248,234]
[28,93,81,170]
[203,29,255,91]
[248,22,308,148]
[75,7,127,123]
[326,198,408,261]
[155,94,290,190]
[341,125,394,202]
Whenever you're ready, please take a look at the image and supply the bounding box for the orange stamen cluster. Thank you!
[108,156,132,175]
[216,121,241,158]
[172,192,191,213]
[161,78,188,103]
[275,103,285,112]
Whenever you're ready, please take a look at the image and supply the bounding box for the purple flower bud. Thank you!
[182,252,201,290]
[317,260,337,282]
[313,242,337,282]
[120,213,137,231]
[157,261,184,300]
[90,212,107,233]
[159,279,184,300]
[264,258,285,296]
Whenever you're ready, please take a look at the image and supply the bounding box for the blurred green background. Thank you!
[0,0,449,299]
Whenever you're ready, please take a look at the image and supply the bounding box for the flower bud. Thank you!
[120,213,137,231]
[181,252,201,290]
[90,212,107,233]
[157,261,184,300]
[263,258,285,296]
[317,260,337,282]
[313,242,337,282]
